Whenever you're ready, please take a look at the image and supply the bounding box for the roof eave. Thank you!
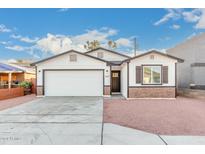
[0,71,24,73]
[166,54,184,63]
[123,50,184,63]
[30,49,108,66]
[85,47,131,58]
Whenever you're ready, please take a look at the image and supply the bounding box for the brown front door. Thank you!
[111,71,120,92]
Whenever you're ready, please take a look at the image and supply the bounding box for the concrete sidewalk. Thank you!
[103,123,165,145]
[103,123,205,145]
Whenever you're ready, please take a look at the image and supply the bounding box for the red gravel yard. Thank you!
[104,97,205,135]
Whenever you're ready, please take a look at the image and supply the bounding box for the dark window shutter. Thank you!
[136,66,142,83]
[162,66,168,84]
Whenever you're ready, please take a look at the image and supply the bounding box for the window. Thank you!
[143,65,161,84]
[112,73,119,78]
[70,54,77,62]
[97,52,103,58]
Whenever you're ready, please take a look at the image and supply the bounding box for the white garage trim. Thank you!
[42,69,104,96]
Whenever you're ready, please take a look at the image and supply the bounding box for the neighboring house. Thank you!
[167,33,205,89]
[31,47,183,98]
[9,59,35,67]
[0,62,35,89]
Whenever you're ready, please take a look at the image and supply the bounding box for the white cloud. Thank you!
[5,44,42,58]
[5,27,133,58]
[182,9,201,23]
[72,28,117,44]
[154,9,182,26]
[115,38,132,47]
[0,41,10,45]
[7,59,18,63]
[36,28,118,54]
[170,24,181,30]
[195,9,205,29]
[36,33,76,54]
[31,28,118,55]
[10,34,39,43]
[57,8,69,12]
[5,45,26,51]
[0,24,11,33]
[154,8,205,29]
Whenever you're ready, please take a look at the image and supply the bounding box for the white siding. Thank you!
[129,53,177,87]
[121,62,127,98]
[36,51,108,86]
[111,66,121,70]
[104,66,111,86]
[87,49,128,61]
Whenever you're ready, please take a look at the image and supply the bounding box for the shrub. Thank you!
[19,81,32,89]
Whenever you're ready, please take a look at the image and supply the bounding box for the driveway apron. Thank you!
[0,96,103,145]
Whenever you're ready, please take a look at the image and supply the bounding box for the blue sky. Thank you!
[0,8,205,60]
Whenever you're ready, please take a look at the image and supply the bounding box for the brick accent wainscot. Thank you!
[129,87,176,98]
[37,86,43,96]
[104,85,111,95]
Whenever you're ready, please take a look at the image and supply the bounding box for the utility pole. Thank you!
[133,37,138,56]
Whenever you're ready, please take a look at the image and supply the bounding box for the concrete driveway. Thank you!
[0,97,103,145]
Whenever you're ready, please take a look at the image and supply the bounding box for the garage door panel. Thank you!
[44,71,103,96]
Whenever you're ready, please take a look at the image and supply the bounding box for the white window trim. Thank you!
[142,65,162,85]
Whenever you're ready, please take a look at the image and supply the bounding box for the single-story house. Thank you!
[31,47,183,98]
[167,33,205,90]
[0,62,35,89]
[0,62,36,100]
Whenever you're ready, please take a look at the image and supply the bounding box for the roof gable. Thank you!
[31,50,108,66]
[124,50,184,63]
[85,47,130,59]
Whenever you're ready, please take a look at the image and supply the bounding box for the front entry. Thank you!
[111,71,120,92]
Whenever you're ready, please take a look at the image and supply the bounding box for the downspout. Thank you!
[110,65,112,95]
[127,61,130,98]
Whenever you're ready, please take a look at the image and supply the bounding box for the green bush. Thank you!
[19,81,32,89]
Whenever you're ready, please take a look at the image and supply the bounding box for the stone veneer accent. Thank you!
[104,85,111,95]
[37,86,43,96]
[129,87,176,98]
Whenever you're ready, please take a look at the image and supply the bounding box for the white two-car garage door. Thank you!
[44,70,103,96]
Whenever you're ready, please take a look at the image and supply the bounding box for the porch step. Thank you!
[104,94,126,100]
